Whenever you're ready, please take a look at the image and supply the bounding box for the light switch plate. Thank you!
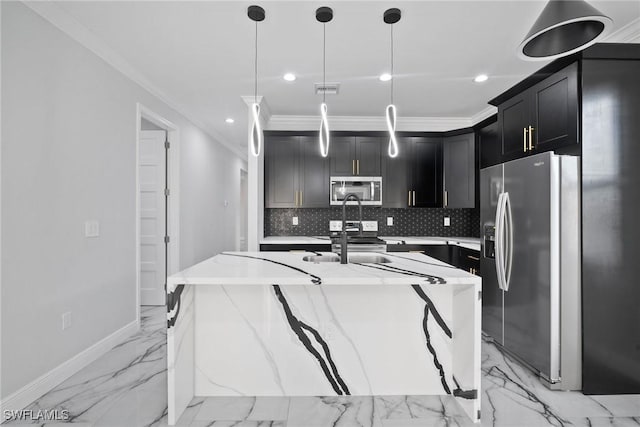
[84,220,100,237]
[292,216,299,226]
[62,312,72,330]
[387,217,394,226]
[444,217,451,227]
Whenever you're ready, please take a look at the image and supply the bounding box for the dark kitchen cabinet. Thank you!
[329,136,381,176]
[265,135,328,208]
[265,136,299,208]
[410,137,443,207]
[530,63,579,153]
[493,62,579,163]
[356,136,381,176]
[452,246,481,275]
[385,137,442,208]
[479,119,501,168]
[299,136,330,208]
[329,136,356,176]
[499,93,531,162]
[382,138,410,208]
[443,133,475,208]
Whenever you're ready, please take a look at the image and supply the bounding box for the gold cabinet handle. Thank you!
[523,127,528,152]
[294,191,298,206]
[356,159,360,175]
[408,190,411,206]
[467,255,480,261]
[444,190,448,207]
[300,191,303,206]
[353,160,356,175]
[528,126,535,151]
[412,191,416,206]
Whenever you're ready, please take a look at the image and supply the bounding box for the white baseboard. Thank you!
[0,319,139,423]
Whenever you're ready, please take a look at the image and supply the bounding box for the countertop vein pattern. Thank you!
[166,251,480,291]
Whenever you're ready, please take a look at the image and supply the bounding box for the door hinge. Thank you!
[165,141,170,150]
[164,236,170,244]
[164,188,170,197]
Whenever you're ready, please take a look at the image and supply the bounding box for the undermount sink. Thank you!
[302,254,392,264]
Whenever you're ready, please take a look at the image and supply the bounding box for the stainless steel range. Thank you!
[328,220,386,252]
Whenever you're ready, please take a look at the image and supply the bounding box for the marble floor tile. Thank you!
[194,397,289,421]
[287,396,382,427]
[6,305,640,427]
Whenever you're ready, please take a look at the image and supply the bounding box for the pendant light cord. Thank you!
[390,24,394,105]
[254,20,258,103]
[323,23,326,104]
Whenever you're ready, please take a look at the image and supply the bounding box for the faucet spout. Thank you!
[340,193,363,264]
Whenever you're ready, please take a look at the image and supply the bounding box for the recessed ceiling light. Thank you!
[474,74,489,83]
[379,73,392,82]
[283,73,296,82]
[225,118,235,124]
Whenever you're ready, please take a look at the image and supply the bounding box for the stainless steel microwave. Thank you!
[330,176,382,205]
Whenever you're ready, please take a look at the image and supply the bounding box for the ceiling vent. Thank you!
[315,82,340,95]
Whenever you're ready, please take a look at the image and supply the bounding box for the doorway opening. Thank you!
[136,104,180,325]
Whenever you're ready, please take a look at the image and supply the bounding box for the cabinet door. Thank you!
[411,137,443,207]
[479,120,501,169]
[531,62,579,152]
[299,136,329,207]
[499,93,530,162]
[443,133,475,208]
[265,136,299,208]
[330,136,356,176]
[355,136,381,176]
[382,137,411,208]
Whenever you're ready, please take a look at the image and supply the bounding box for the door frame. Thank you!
[135,103,180,321]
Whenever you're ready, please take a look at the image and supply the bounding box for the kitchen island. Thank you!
[166,251,481,424]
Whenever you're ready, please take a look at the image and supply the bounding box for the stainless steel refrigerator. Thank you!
[480,151,582,390]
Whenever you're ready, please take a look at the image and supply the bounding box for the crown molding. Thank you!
[240,96,272,124]
[267,115,476,132]
[471,106,498,126]
[22,0,246,160]
[605,16,640,43]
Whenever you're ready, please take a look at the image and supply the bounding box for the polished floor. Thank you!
[6,306,640,427]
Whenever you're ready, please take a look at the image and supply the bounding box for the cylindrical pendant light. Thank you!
[518,0,612,61]
[384,8,401,158]
[316,7,333,158]
[248,5,265,157]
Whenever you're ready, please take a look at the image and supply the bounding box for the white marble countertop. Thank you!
[259,236,481,251]
[167,251,480,290]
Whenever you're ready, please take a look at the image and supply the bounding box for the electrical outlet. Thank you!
[84,220,100,238]
[444,217,451,227]
[387,217,394,226]
[62,312,72,330]
[292,216,299,226]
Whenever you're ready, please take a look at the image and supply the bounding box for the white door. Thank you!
[139,130,167,306]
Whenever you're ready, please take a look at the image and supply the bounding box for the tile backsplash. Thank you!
[265,208,480,237]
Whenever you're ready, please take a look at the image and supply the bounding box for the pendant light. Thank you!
[384,8,401,158]
[316,7,333,158]
[248,5,265,157]
[518,0,612,61]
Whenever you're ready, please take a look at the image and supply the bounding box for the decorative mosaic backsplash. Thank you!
[265,208,481,237]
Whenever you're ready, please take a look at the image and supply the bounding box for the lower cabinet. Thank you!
[387,243,480,275]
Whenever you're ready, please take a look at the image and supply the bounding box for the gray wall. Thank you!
[1,2,245,399]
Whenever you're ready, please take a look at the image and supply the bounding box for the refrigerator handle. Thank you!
[503,192,514,291]
[495,192,506,291]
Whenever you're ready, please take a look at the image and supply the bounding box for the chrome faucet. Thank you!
[340,193,363,264]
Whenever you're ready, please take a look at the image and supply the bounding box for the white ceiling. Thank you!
[49,1,640,155]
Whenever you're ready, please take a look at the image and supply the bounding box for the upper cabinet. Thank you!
[330,136,381,176]
[495,62,579,163]
[409,137,443,208]
[265,135,329,208]
[443,133,475,208]
[382,138,410,208]
[479,119,501,169]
